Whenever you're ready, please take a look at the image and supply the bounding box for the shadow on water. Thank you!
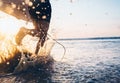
[0,54,54,83]
[14,65,53,83]
[0,56,74,83]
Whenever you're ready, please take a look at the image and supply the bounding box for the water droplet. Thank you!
[6,62,10,65]
[22,8,26,11]
[22,2,25,5]
[42,15,47,19]
[23,61,26,64]
[11,3,16,9]
[36,11,40,14]
[32,6,35,9]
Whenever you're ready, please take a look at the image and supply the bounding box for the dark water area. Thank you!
[0,38,120,83]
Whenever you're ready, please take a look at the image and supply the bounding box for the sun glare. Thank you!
[0,11,55,63]
[0,11,34,37]
[0,11,35,63]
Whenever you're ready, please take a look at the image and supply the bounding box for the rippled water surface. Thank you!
[0,38,120,83]
[50,39,120,83]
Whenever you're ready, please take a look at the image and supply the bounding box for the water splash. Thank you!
[0,10,55,73]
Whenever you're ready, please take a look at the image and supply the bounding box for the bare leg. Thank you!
[35,21,49,55]
[15,27,39,45]
[15,27,28,45]
[15,21,49,55]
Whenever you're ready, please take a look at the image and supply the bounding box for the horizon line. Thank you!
[57,36,120,41]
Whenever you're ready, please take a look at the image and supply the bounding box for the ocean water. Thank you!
[50,38,120,83]
[0,38,120,83]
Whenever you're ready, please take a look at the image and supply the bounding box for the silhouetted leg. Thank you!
[15,27,39,45]
[15,27,28,45]
[40,21,49,47]
[35,39,41,55]
[35,21,49,55]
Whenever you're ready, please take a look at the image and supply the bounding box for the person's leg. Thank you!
[15,27,28,45]
[39,21,49,47]
[15,27,39,45]
[35,21,49,54]
[15,19,41,45]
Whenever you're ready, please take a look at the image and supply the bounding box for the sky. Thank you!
[50,0,120,38]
